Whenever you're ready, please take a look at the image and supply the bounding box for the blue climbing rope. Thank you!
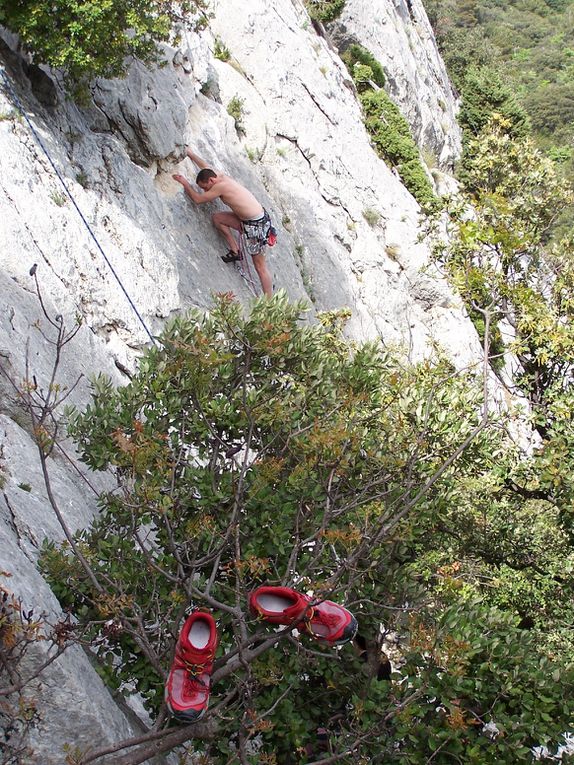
[0,66,158,347]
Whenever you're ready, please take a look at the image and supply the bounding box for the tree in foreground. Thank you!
[28,292,574,764]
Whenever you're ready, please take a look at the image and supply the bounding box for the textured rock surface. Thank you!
[0,278,144,763]
[329,0,462,170]
[208,0,470,353]
[0,1,478,760]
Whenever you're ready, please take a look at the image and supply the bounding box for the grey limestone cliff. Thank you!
[329,0,462,170]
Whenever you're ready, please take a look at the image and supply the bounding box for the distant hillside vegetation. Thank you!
[424,0,574,228]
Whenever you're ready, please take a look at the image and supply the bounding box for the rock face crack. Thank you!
[2,490,39,554]
[276,133,351,220]
[320,190,340,208]
[339,201,353,219]
[113,99,140,151]
[276,133,313,172]
[119,96,145,147]
[301,82,337,126]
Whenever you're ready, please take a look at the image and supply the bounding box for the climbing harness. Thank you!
[241,208,276,255]
[230,209,277,297]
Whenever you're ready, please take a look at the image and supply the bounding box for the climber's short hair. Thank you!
[196,168,217,184]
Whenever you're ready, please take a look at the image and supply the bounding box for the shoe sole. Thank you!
[165,689,207,724]
[337,615,359,645]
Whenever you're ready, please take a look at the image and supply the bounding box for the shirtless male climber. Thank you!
[172,148,274,297]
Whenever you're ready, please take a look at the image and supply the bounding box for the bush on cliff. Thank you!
[33,292,574,764]
[0,0,208,85]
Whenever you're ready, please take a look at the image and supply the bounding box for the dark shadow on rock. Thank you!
[0,33,58,108]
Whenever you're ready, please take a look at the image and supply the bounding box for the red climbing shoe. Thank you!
[165,611,218,722]
[249,586,357,646]
[249,585,308,624]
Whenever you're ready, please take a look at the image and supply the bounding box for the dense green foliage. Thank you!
[433,115,574,536]
[35,293,574,764]
[424,0,574,227]
[341,45,437,212]
[303,0,346,23]
[361,88,437,211]
[341,44,386,88]
[457,65,530,141]
[0,0,208,84]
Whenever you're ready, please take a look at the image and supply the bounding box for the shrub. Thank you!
[341,51,437,211]
[459,65,530,140]
[341,43,386,88]
[524,81,574,137]
[0,0,208,86]
[33,292,574,764]
[362,207,380,226]
[304,0,346,23]
[213,37,230,62]
[226,95,245,134]
[397,159,439,213]
[360,90,437,211]
[8,285,574,764]
[0,579,76,763]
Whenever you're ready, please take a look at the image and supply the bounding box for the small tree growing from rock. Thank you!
[0,0,209,87]
[26,291,574,765]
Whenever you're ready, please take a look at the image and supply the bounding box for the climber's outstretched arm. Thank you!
[186,148,210,170]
